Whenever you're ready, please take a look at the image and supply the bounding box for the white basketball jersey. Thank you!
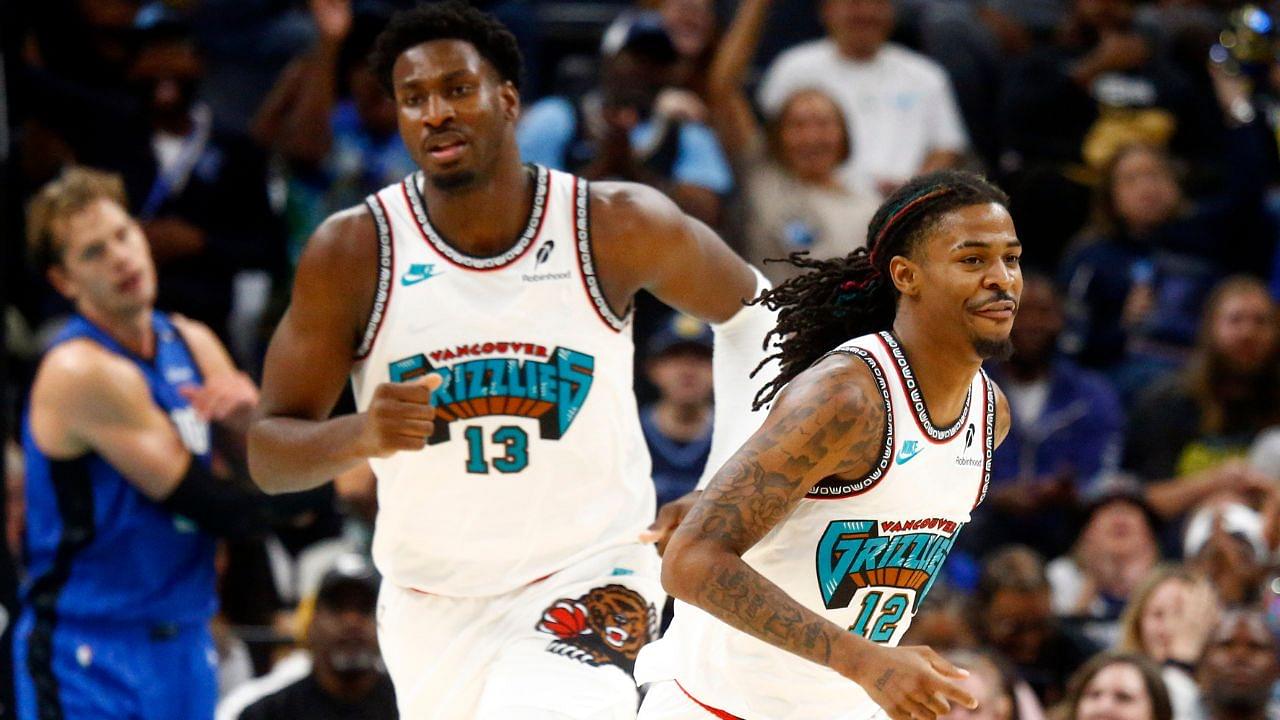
[350,166,654,597]
[636,331,995,720]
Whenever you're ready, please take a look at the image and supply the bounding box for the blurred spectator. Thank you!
[1059,139,1271,391]
[757,0,969,197]
[997,0,1263,266]
[641,313,713,512]
[907,584,980,652]
[20,0,141,93]
[653,0,719,97]
[186,0,316,135]
[704,0,877,284]
[24,10,284,342]
[913,0,1068,168]
[1057,651,1173,720]
[233,556,396,720]
[1047,481,1161,648]
[1124,277,1280,520]
[1182,502,1268,605]
[974,273,1124,557]
[940,650,1017,720]
[217,651,312,720]
[253,0,415,266]
[1115,565,1219,720]
[1197,609,1279,720]
[972,546,1098,706]
[517,11,732,226]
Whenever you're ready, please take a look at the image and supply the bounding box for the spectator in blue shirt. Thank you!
[964,273,1125,560]
[516,11,732,226]
[640,313,714,513]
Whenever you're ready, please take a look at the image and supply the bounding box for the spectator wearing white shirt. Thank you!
[757,0,969,197]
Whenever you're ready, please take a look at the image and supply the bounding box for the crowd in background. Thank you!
[6,0,1280,717]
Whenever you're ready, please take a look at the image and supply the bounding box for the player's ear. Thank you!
[888,255,920,298]
[499,80,520,122]
[46,265,77,301]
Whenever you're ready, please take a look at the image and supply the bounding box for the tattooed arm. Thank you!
[662,354,978,720]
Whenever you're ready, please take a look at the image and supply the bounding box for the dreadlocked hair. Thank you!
[750,170,1010,410]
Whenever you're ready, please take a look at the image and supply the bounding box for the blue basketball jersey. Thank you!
[20,312,217,625]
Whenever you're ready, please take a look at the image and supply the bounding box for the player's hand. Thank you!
[180,371,259,425]
[358,374,444,458]
[640,490,701,555]
[844,644,978,720]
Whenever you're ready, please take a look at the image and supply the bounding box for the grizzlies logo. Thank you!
[388,344,594,443]
[816,519,960,612]
[535,584,656,675]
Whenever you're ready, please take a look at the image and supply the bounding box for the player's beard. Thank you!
[428,169,479,192]
[972,335,1014,360]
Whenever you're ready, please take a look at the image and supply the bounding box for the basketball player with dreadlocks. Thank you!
[634,170,1021,720]
[248,3,777,718]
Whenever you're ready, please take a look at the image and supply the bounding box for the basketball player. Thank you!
[15,167,315,720]
[636,171,1021,720]
[246,3,775,718]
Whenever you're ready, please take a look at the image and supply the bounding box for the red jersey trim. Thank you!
[676,681,745,720]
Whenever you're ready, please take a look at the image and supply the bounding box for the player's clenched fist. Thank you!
[845,644,978,720]
[357,374,444,458]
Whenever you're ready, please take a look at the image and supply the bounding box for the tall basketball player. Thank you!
[246,3,775,718]
[635,171,1021,720]
[16,168,319,720]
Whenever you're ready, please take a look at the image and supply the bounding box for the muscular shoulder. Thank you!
[30,340,150,454]
[585,181,688,282]
[300,204,379,272]
[290,204,380,340]
[35,339,148,403]
[783,352,886,426]
[768,352,887,478]
[587,181,685,243]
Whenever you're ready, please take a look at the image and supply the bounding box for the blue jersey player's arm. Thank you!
[29,339,207,501]
[27,327,324,536]
[660,352,982,720]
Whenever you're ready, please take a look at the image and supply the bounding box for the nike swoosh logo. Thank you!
[895,448,922,465]
[401,271,438,287]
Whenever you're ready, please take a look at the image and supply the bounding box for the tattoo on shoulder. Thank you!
[680,370,883,666]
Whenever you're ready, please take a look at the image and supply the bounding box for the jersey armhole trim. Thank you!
[164,314,207,386]
[574,177,632,332]
[805,346,895,499]
[354,195,394,361]
[972,369,996,510]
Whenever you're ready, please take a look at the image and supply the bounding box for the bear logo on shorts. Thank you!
[534,584,656,675]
